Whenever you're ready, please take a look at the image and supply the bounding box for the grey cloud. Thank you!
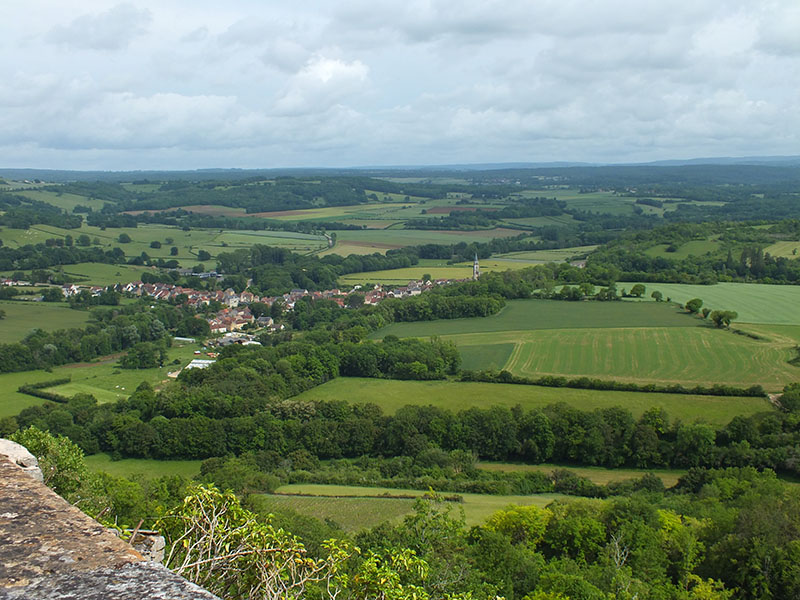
[46,3,151,51]
[181,27,209,43]
[261,39,311,72]
[756,5,800,56]
[2,0,799,168]
[218,18,276,47]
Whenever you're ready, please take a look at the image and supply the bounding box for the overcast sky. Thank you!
[1,0,799,170]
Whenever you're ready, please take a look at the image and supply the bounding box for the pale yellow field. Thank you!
[764,241,800,259]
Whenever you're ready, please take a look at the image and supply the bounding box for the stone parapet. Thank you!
[0,452,219,600]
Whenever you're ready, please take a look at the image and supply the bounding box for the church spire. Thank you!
[473,253,480,280]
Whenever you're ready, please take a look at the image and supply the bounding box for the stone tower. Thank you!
[473,253,480,280]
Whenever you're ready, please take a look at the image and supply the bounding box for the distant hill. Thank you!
[640,156,800,167]
[3,156,800,184]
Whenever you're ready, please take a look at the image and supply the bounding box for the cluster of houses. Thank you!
[207,307,279,334]
[4,261,478,334]
[0,278,33,287]
[119,276,466,320]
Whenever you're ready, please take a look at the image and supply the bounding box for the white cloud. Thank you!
[274,56,369,116]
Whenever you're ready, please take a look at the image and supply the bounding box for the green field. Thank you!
[257,484,567,530]
[84,454,202,479]
[0,341,201,417]
[461,343,515,370]
[372,299,698,339]
[628,282,800,325]
[477,463,686,488]
[294,378,769,425]
[0,300,92,342]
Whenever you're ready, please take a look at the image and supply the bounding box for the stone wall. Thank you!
[0,441,220,600]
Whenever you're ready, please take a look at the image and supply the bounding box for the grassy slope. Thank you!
[294,378,769,425]
[0,300,92,342]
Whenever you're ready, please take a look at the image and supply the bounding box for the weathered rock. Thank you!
[0,457,220,599]
[127,530,167,563]
[0,439,43,482]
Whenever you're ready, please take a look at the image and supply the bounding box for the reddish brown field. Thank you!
[437,228,525,238]
[123,205,246,217]
[247,209,310,218]
[424,206,479,214]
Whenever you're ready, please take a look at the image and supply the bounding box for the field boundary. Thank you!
[17,378,72,403]
[460,369,767,398]
[273,491,464,502]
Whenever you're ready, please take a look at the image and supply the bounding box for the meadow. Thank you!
[84,454,203,480]
[256,484,568,530]
[294,378,769,425]
[628,282,800,325]
[0,300,92,341]
[0,341,201,417]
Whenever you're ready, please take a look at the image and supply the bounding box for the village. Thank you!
[2,258,484,340]
[117,272,470,335]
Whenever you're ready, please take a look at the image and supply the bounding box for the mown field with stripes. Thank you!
[376,296,800,392]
